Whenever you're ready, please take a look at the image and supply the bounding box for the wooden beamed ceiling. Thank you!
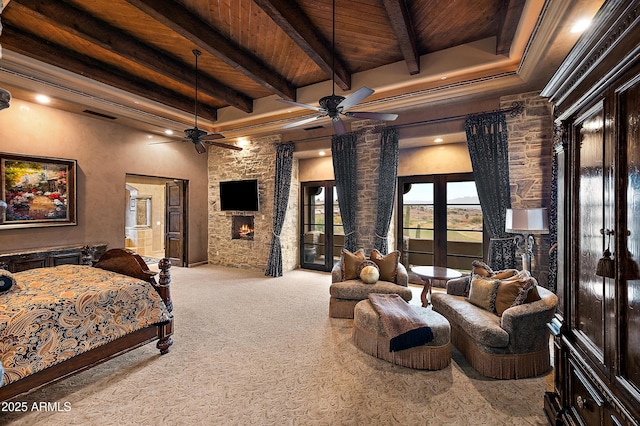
[0,0,526,126]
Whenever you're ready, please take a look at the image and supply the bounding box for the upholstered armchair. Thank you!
[329,249,412,319]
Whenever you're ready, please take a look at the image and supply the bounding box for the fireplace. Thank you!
[232,215,254,240]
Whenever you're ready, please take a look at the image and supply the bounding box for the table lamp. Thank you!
[505,208,549,272]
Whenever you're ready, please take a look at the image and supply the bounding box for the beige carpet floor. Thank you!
[2,264,552,425]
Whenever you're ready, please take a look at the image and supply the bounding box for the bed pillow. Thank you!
[341,248,366,280]
[0,269,17,293]
[370,249,400,282]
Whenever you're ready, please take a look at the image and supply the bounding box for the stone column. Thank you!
[502,91,554,286]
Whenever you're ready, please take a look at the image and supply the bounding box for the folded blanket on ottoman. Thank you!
[368,293,433,351]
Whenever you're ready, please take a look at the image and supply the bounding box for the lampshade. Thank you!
[505,208,549,233]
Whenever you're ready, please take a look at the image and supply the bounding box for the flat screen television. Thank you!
[219,179,259,211]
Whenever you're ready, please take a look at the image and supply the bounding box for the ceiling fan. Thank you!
[151,49,241,154]
[277,0,398,135]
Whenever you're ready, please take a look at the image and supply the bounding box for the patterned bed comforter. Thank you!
[0,265,172,386]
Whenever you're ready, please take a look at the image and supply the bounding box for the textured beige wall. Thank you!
[398,143,472,176]
[0,99,209,265]
[299,142,472,182]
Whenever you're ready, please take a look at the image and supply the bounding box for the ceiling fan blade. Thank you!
[345,111,398,121]
[276,98,322,112]
[200,133,225,141]
[194,141,207,154]
[282,115,323,129]
[337,87,374,111]
[332,117,347,135]
[204,141,243,151]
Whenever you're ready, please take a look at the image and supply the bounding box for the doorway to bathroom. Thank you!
[125,175,188,266]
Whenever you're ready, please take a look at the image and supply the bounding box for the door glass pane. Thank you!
[302,186,325,266]
[332,187,343,264]
[576,108,605,357]
[625,83,640,388]
[447,181,483,271]
[403,183,434,267]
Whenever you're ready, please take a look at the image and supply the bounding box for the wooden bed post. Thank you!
[156,258,173,355]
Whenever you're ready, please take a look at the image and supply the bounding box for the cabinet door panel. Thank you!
[576,108,606,360]
[623,81,640,394]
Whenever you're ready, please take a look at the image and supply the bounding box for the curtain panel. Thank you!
[373,127,399,254]
[265,143,295,277]
[464,112,517,270]
[547,149,559,292]
[332,132,359,252]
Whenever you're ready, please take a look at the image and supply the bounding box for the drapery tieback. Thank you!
[272,232,281,238]
[490,236,514,241]
[344,231,356,236]
[374,233,386,240]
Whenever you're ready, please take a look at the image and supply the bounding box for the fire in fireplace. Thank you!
[232,215,254,240]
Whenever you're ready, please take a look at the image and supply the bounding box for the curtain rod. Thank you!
[285,102,524,144]
[395,101,525,130]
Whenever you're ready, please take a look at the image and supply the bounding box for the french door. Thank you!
[300,181,343,271]
[396,173,486,272]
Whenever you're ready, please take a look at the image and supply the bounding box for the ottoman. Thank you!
[352,299,451,370]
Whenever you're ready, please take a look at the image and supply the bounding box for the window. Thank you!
[397,173,486,272]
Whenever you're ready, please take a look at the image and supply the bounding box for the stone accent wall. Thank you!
[502,91,555,287]
[207,135,299,272]
[349,120,396,254]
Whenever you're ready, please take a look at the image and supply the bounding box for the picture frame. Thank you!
[0,153,77,229]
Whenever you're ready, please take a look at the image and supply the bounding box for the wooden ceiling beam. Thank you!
[0,25,217,122]
[381,0,420,75]
[125,0,297,101]
[10,0,252,114]
[253,0,351,91]
[496,0,527,56]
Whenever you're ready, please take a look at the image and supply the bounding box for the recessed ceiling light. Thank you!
[319,150,326,157]
[35,94,51,104]
[434,137,443,143]
[164,129,174,135]
[571,19,591,33]
[440,76,447,80]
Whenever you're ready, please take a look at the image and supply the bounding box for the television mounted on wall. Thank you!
[219,179,259,211]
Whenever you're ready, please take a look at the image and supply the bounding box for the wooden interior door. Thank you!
[165,180,187,266]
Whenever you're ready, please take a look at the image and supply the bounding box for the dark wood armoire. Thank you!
[541,1,640,424]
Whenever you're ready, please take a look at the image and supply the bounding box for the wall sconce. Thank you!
[505,208,549,272]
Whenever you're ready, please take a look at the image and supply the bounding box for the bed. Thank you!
[0,248,174,401]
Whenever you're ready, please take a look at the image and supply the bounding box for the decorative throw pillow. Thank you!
[0,269,16,293]
[341,248,365,281]
[492,268,519,280]
[358,260,380,284]
[493,271,540,316]
[525,285,541,304]
[471,260,494,277]
[468,275,499,312]
[370,249,400,282]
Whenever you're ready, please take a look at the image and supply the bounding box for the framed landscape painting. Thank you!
[0,153,77,229]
